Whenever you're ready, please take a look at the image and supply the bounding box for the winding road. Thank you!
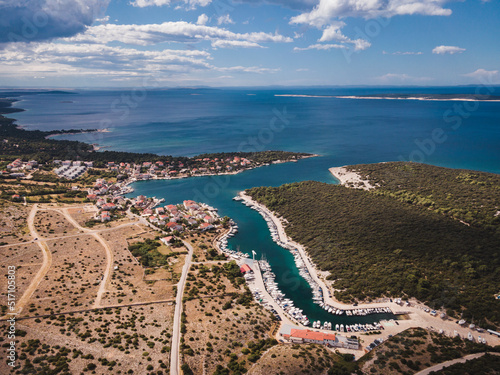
[5,204,53,317]
[59,208,114,308]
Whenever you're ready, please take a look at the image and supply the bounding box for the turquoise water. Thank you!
[125,165,395,325]
[8,87,500,325]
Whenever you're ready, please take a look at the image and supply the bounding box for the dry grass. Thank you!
[184,232,219,263]
[65,206,96,227]
[0,201,31,244]
[181,262,276,374]
[99,224,177,306]
[249,344,342,375]
[24,235,106,316]
[182,295,275,375]
[33,209,82,238]
[0,243,43,315]
[359,328,490,374]
[0,303,174,374]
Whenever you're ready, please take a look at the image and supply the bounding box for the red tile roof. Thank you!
[240,264,252,273]
[289,329,336,342]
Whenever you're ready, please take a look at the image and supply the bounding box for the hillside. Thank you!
[246,164,500,327]
[346,162,500,233]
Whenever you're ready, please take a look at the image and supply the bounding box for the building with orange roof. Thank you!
[285,329,337,346]
[280,325,359,349]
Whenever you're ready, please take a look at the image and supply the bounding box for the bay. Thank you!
[8,87,500,325]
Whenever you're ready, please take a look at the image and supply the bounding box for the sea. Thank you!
[8,86,500,326]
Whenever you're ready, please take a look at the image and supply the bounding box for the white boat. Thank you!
[468,332,474,341]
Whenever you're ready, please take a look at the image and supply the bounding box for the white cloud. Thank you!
[220,66,280,74]
[131,0,212,8]
[64,22,292,46]
[374,73,431,83]
[463,69,499,84]
[0,42,213,74]
[217,14,235,25]
[234,0,317,10]
[318,22,348,42]
[0,41,281,82]
[294,43,347,51]
[432,45,465,54]
[0,0,110,44]
[352,39,371,51]
[197,14,209,25]
[310,22,370,51]
[95,15,110,23]
[291,0,453,27]
[211,40,264,48]
[384,50,423,55]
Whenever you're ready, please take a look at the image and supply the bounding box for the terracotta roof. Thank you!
[240,264,252,273]
[289,329,336,342]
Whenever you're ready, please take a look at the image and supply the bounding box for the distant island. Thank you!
[276,93,500,102]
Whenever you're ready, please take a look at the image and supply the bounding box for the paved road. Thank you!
[170,240,194,375]
[4,204,53,318]
[415,352,500,375]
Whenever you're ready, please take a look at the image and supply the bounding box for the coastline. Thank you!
[123,154,319,187]
[329,166,375,190]
[239,190,388,311]
[238,190,500,349]
[275,94,500,102]
[44,128,111,140]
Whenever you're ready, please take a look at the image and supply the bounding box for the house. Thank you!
[183,200,197,210]
[87,194,98,200]
[240,264,252,274]
[11,194,21,201]
[199,223,213,231]
[101,203,116,211]
[280,325,359,350]
[166,222,183,232]
[336,336,359,350]
[284,329,337,346]
[100,212,111,222]
[204,215,215,224]
[166,204,177,213]
[149,216,158,223]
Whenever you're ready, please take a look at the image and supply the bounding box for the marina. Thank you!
[234,193,395,330]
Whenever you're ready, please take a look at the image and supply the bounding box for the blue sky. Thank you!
[0,0,499,87]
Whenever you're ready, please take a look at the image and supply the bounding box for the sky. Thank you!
[0,0,499,87]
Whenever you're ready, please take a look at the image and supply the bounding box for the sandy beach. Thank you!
[329,166,374,190]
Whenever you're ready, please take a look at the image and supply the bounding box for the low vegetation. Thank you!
[128,238,186,268]
[247,164,500,327]
[430,353,500,375]
[359,328,499,375]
